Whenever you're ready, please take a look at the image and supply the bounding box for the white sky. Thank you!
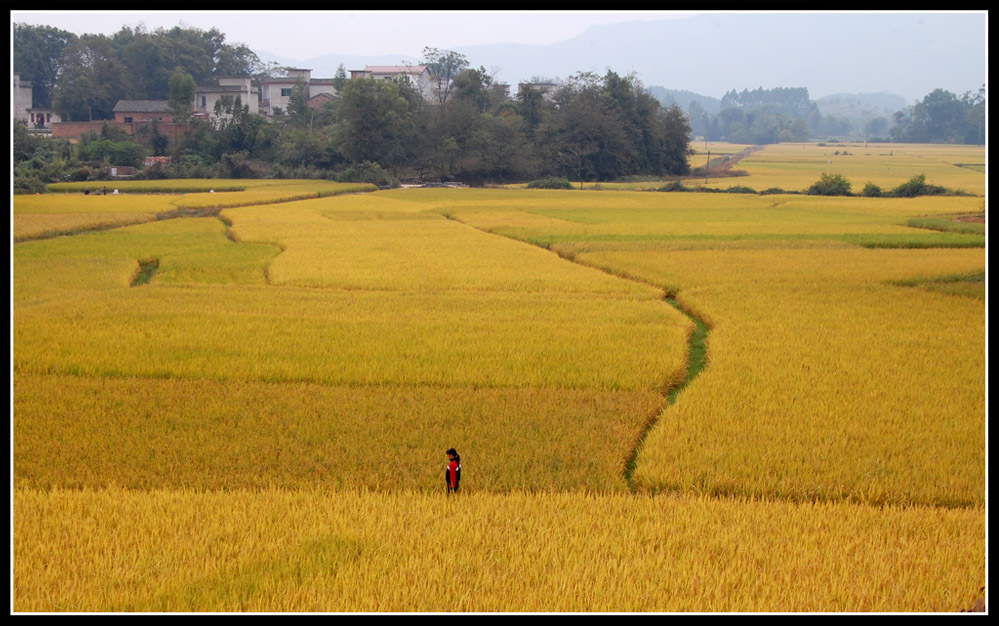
[11,10,697,60]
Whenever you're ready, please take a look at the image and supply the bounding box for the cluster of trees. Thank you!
[15,26,692,186]
[13,22,263,121]
[890,86,986,145]
[207,47,692,184]
[681,84,985,145]
[686,87,817,143]
[15,21,983,192]
[806,172,968,198]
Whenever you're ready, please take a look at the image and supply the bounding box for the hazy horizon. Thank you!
[11,10,987,103]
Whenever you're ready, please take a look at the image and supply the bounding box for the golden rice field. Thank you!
[14,180,375,241]
[12,149,986,612]
[547,142,985,196]
[14,489,984,612]
[711,142,985,195]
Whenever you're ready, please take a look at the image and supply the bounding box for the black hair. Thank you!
[446,448,458,457]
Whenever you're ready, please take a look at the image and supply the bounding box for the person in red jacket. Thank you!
[445,448,461,495]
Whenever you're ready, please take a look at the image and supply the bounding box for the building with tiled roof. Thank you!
[349,65,433,101]
[194,77,260,120]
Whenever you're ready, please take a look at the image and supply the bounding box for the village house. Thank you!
[350,65,434,101]
[193,76,260,121]
[307,92,337,111]
[13,73,62,131]
[113,100,175,124]
[13,73,33,122]
[36,59,480,141]
[259,68,337,117]
[52,99,186,141]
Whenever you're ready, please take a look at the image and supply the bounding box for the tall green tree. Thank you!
[515,83,551,138]
[962,84,985,145]
[13,22,78,109]
[890,87,983,144]
[335,78,415,175]
[537,71,691,181]
[286,78,310,127]
[332,64,348,95]
[212,95,266,158]
[421,47,469,111]
[52,35,128,121]
[167,67,196,121]
[453,66,498,114]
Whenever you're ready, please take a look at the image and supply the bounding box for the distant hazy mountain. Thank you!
[255,13,984,104]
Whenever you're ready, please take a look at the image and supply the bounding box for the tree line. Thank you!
[14,23,692,187]
[13,22,263,121]
[890,86,986,145]
[682,84,984,145]
[13,22,984,191]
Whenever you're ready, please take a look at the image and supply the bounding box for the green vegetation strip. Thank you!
[130,258,160,286]
[623,297,710,491]
[906,215,985,236]
[519,231,985,249]
[890,271,986,300]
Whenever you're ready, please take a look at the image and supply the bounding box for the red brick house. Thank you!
[113,100,176,124]
[53,100,187,141]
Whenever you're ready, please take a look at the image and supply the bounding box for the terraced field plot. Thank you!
[707,142,986,195]
[13,177,985,611]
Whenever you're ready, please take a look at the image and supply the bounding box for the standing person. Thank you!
[445,448,461,495]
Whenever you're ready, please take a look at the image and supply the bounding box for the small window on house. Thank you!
[201,96,207,108]
[281,88,292,97]
[124,117,133,123]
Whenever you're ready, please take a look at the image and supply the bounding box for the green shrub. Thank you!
[13,174,48,194]
[657,180,688,192]
[527,177,574,190]
[338,161,395,188]
[861,182,883,197]
[806,172,852,196]
[890,174,947,198]
[78,139,147,168]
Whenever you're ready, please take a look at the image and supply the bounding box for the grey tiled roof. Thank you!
[113,100,171,113]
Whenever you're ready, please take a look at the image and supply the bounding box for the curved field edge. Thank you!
[434,193,984,509]
[13,487,985,613]
[574,246,985,508]
[13,181,377,242]
[13,373,664,493]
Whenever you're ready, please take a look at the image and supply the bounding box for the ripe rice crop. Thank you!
[13,181,376,242]
[14,191,690,494]
[724,143,985,195]
[437,188,984,249]
[430,188,985,507]
[12,184,985,612]
[224,195,663,295]
[564,246,985,507]
[14,374,663,492]
[14,213,686,392]
[13,488,984,612]
[176,181,376,210]
[14,281,685,391]
[13,193,178,241]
